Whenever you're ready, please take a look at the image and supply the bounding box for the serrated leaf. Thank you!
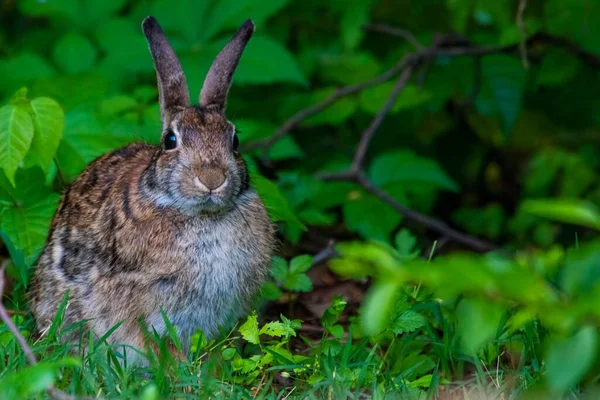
[286,273,312,292]
[239,312,260,344]
[1,194,60,267]
[0,105,35,185]
[26,98,64,173]
[369,150,459,192]
[546,326,597,393]
[53,33,98,74]
[259,321,295,338]
[392,310,426,335]
[289,255,313,274]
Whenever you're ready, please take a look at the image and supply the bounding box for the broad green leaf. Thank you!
[26,98,64,173]
[303,88,358,126]
[369,150,459,192]
[340,0,371,50]
[269,257,288,283]
[546,326,597,393]
[360,83,432,115]
[222,348,237,361]
[362,280,402,335]
[203,0,289,41]
[220,35,306,85]
[239,312,260,344]
[456,298,504,355]
[53,33,98,74]
[289,255,313,274]
[150,0,211,43]
[251,173,306,232]
[452,205,505,240]
[343,191,402,241]
[1,194,60,267]
[392,310,427,335]
[394,229,419,258]
[521,199,600,230]
[259,321,296,338]
[95,18,153,77]
[286,273,312,292]
[0,53,55,93]
[0,105,35,185]
[0,358,79,398]
[319,52,382,85]
[479,55,527,134]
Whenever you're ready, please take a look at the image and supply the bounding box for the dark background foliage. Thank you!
[1,0,600,398]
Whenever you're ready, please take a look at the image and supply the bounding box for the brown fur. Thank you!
[29,17,275,360]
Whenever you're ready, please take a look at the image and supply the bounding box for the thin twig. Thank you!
[241,57,412,152]
[0,266,93,400]
[363,24,424,50]
[246,31,600,154]
[355,173,495,252]
[352,67,414,172]
[311,240,338,265]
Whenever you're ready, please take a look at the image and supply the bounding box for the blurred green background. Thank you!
[2,0,600,398]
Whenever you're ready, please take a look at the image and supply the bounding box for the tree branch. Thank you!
[363,24,424,50]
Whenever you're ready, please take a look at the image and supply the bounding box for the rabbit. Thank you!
[29,16,275,361]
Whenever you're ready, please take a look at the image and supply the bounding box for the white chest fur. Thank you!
[147,193,270,347]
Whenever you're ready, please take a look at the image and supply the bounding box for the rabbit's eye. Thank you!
[232,133,239,152]
[164,131,177,150]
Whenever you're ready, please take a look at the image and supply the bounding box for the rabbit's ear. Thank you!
[142,16,190,125]
[199,20,254,111]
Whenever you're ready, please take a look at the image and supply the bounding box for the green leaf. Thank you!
[521,199,600,230]
[394,229,419,258]
[251,172,306,232]
[150,0,211,43]
[360,83,432,115]
[1,194,60,267]
[259,321,296,338]
[222,348,237,361]
[546,326,597,393]
[289,255,313,274]
[26,98,64,173]
[479,55,527,134]
[239,312,260,344]
[53,33,98,74]
[0,53,55,93]
[456,298,504,355]
[362,280,402,335]
[286,273,312,292]
[222,35,306,85]
[392,310,426,335]
[0,105,35,185]
[340,0,371,50]
[203,0,290,41]
[369,150,459,192]
[343,191,401,241]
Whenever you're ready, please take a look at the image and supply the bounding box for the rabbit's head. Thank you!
[141,17,253,213]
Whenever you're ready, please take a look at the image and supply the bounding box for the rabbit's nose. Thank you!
[197,168,227,191]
